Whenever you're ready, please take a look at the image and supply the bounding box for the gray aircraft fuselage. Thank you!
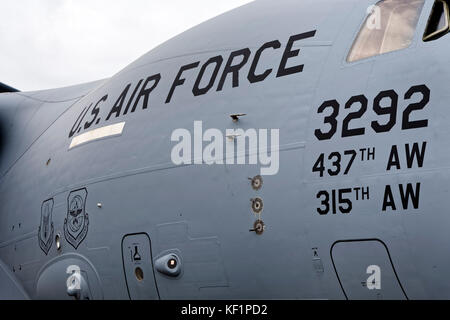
[0,0,448,299]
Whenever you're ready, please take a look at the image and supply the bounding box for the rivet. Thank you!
[251,197,264,214]
[250,220,265,235]
[249,175,263,190]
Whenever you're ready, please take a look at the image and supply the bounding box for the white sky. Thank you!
[0,0,253,92]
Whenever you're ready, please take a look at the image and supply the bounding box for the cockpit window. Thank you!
[347,0,425,62]
[423,0,450,41]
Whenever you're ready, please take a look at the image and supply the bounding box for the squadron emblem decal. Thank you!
[38,199,54,255]
[64,188,89,249]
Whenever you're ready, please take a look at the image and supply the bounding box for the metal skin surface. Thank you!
[0,0,448,299]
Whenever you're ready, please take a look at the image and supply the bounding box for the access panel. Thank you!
[331,239,407,300]
[122,233,159,300]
